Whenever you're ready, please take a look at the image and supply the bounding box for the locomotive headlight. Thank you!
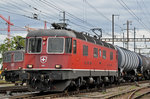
[18,67,22,70]
[4,68,8,71]
[43,37,47,41]
[55,64,62,69]
[27,64,33,68]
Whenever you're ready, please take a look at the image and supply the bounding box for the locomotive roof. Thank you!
[27,29,115,49]
[27,29,76,38]
[3,50,25,56]
[3,50,25,53]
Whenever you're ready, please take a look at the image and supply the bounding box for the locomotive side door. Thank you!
[71,39,79,69]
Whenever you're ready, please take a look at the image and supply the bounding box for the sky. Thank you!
[0,0,150,53]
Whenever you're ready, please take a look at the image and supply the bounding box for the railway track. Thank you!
[102,82,150,99]
[0,86,28,94]
[128,85,150,99]
[6,80,150,99]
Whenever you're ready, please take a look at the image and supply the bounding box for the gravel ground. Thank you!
[0,84,14,87]
[54,83,149,99]
[140,93,150,99]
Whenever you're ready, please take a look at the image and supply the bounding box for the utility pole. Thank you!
[123,32,125,48]
[112,14,114,45]
[44,21,47,29]
[63,11,66,24]
[59,11,69,28]
[127,20,129,50]
[112,14,119,45]
[134,27,136,52]
[125,20,132,50]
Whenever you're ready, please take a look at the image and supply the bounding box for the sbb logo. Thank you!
[40,56,47,64]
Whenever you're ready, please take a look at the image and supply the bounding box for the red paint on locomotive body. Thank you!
[3,61,23,70]
[71,38,118,71]
[24,36,118,71]
[3,50,24,70]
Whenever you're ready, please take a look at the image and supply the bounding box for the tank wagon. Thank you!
[2,50,24,82]
[117,47,144,80]
[139,54,150,79]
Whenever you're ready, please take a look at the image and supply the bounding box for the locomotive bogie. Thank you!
[2,70,23,82]
[20,70,117,91]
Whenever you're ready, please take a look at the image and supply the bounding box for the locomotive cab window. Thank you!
[65,38,72,53]
[3,53,11,62]
[93,48,98,58]
[25,38,28,53]
[110,52,113,60]
[14,52,23,62]
[83,45,88,56]
[28,37,42,53]
[48,37,64,53]
[73,40,77,54]
[99,49,101,57]
[103,50,106,59]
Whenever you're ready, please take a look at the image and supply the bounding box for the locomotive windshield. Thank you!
[48,38,64,53]
[28,37,42,53]
[3,53,11,62]
[14,52,24,62]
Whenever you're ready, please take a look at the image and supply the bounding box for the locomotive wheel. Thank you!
[76,87,80,93]
[64,88,69,95]
[101,84,106,92]
[96,84,102,90]
[86,86,90,91]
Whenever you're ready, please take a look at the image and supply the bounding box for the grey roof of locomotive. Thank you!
[27,29,115,49]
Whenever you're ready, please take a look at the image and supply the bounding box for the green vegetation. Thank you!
[0,80,11,84]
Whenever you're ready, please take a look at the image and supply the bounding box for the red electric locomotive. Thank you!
[2,50,24,82]
[20,24,118,91]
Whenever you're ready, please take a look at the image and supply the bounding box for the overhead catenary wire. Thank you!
[32,0,60,16]
[29,0,123,36]
[7,0,56,23]
[2,0,149,38]
[141,0,150,17]
[2,0,96,32]
[0,9,90,33]
[117,0,150,33]
[39,0,96,28]
[85,1,123,31]
[135,0,150,26]
[29,0,97,32]
[21,0,58,21]
[0,0,55,25]
[3,1,33,15]
[0,8,53,32]
[140,0,150,25]
[0,0,120,36]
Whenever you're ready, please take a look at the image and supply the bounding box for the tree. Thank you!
[0,36,25,69]
[11,36,25,50]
